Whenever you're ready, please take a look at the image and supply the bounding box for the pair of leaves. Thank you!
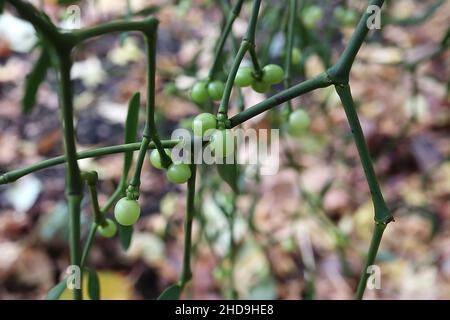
[22,48,51,114]
[46,268,100,300]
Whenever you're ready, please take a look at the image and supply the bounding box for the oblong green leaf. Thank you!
[217,158,238,194]
[46,279,67,300]
[22,48,50,114]
[158,283,181,300]
[118,225,133,251]
[86,268,100,300]
[123,92,141,176]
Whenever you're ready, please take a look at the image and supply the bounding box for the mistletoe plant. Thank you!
[0,0,407,300]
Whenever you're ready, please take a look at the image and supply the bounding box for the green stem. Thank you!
[143,30,171,168]
[208,0,244,79]
[67,195,82,300]
[335,84,393,300]
[128,26,171,194]
[334,85,391,223]
[57,49,83,300]
[229,72,332,127]
[80,223,98,269]
[0,140,180,185]
[100,183,126,214]
[283,0,297,113]
[57,52,83,196]
[245,0,261,43]
[73,18,157,44]
[248,46,262,78]
[227,194,238,299]
[83,172,104,225]
[217,0,262,116]
[129,136,150,191]
[218,41,249,115]
[180,165,197,287]
[355,222,386,299]
[246,0,263,78]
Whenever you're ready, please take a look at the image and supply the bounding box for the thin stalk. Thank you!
[129,27,170,193]
[0,140,180,185]
[244,0,261,43]
[355,222,386,299]
[80,223,98,268]
[260,4,284,63]
[180,165,197,287]
[82,171,104,224]
[143,31,171,168]
[217,0,262,116]
[73,18,157,44]
[87,184,103,225]
[208,0,244,79]
[67,195,82,300]
[129,136,150,190]
[246,0,263,78]
[229,72,332,127]
[218,42,249,115]
[57,49,83,300]
[227,195,238,299]
[100,184,125,214]
[283,0,297,114]
[335,84,393,300]
[248,46,262,78]
[229,30,246,112]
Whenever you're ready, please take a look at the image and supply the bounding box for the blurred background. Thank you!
[0,0,449,299]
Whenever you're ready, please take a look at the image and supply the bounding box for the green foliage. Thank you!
[118,225,133,251]
[217,159,239,194]
[86,268,100,300]
[46,279,67,300]
[22,48,50,114]
[157,283,181,300]
[5,0,444,301]
[123,93,141,176]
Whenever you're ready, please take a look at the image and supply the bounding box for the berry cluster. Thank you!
[235,64,285,93]
[191,80,225,104]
